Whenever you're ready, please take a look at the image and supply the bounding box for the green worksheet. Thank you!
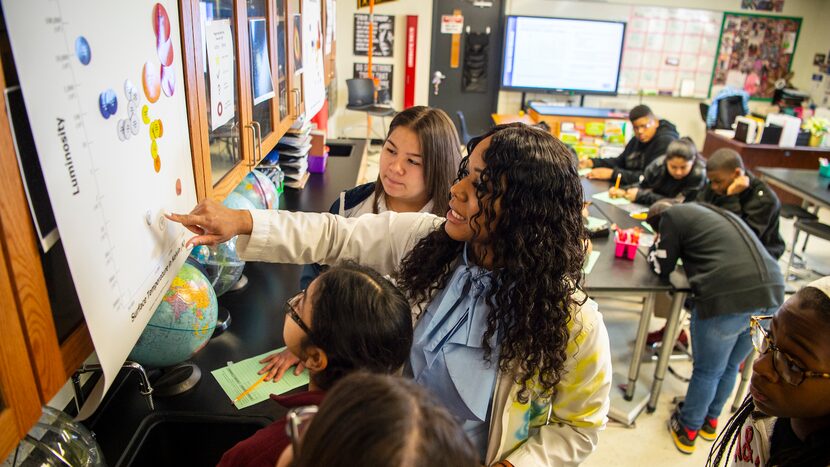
[212,346,310,409]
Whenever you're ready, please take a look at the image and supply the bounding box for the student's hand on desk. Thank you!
[726,175,750,196]
[259,349,304,382]
[579,158,594,169]
[166,198,253,247]
[587,168,614,180]
[608,187,627,198]
[624,188,638,201]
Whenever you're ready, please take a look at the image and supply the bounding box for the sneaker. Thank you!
[668,410,697,454]
[646,327,689,348]
[699,417,718,441]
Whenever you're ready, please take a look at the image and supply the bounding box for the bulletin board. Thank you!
[709,12,802,100]
[506,0,724,98]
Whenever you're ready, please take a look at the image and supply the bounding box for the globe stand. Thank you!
[211,306,232,338]
[227,274,249,293]
[150,362,202,397]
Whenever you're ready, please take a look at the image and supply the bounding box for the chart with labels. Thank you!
[2,0,197,418]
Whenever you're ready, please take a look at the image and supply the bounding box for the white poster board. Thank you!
[2,0,197,419]
[206,19,235,130]
[302,0,326,118]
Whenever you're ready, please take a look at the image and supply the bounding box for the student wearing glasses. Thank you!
[217,262,413,467]
[707,276,830,467]
[277,372,479,467]
[645,200,784,455]
[580,104,679,185]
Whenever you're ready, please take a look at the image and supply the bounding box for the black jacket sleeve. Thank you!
[648,214,682,279]
[739,187,782,256]
[592,138,636,170]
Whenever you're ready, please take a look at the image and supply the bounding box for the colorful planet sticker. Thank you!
[124,79,139,103]
[150,139,159,159]
[98,89,118,119]
[157,35,174,67]
[117,120,128,141]
[152,3,171,42]
[141,105,151,124]
[75,36,91,65]
[142,61,162,103]
[161,65,175,96]
[149,120,163,139]
[175,178,182,196]
[130,116,140,135]
[153,156,161,173]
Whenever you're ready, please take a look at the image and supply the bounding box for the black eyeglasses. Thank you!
[750,315,830,386]
[285,290,314,341]
[285,405,318,456]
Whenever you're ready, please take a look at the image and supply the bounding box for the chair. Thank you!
[786,219,830,279]
[781,204,819,270]
[714,95,745,130]
[456,111,473,146]
[345,78,396,139]
[698,103,709,124]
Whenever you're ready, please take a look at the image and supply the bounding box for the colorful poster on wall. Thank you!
[303,0,326,117]
[740,0,784,13]
[2,0,198,419]
[354,63,393,103]
[206,19,235,130]
[354,14,395,57]
[292,14,304,74]
[710,13,801,100]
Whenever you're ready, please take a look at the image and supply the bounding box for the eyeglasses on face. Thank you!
[750,315,830,386]
[285,290,314,340]
[285,405,318,456]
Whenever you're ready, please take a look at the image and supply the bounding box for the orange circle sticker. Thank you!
[175,178,182,195]
[142,61,161,103]
[153,156,161,173]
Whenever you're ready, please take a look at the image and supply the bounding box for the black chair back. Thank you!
[699,103,709,124]
[456,111,473,145]
[715,95,744,130]
[346,78,375,108]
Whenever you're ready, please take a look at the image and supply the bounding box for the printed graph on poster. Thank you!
[2,0,198,419]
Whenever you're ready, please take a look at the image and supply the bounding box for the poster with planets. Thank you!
[2,0,197,419]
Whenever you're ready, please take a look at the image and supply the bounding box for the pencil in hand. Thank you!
[614,173,622,190]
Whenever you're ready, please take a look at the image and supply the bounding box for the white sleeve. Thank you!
[505,300,613,466]
[235,209,442,276]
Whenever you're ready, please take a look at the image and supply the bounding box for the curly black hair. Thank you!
[396,123,587,402]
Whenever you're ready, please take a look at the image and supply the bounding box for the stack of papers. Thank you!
[279,118,313,189]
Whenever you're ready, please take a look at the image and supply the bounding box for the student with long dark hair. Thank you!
[707,276,830,467]
[217,262,413,467]
[169,123,612,465]
[608,137,706,205]
[277,372,479,467]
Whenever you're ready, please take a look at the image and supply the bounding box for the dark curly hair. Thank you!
[396,123,587,402]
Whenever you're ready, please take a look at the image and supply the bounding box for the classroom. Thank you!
[0,0,829,465]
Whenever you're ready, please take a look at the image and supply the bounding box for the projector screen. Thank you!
[501,16,626,95]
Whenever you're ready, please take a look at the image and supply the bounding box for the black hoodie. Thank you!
[593,119,679,185]
[633,155,707,205]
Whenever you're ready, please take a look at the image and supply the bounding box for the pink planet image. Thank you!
[161,65,175,97]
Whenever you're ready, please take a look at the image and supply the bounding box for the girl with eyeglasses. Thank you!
[169,124,612,466]
[217,262,413,467]
[276,372,479,467]
[706,276,830,467]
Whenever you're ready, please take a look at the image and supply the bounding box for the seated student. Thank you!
[608,137,706,205]
[693,148,785,259]
[277,372,479,467]
[580,104,679,184]
[707,276,830,467]
[646,200,785,455]
[298,105,461,290]
[169,123,612,466]
[217,262,413,467]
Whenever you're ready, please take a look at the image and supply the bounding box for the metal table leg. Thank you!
[625,293,655,400]
[647,291,687,412]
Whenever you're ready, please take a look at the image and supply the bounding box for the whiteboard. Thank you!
[507,0,723,98]
[3,0,197,418]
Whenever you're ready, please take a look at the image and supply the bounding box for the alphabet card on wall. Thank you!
[2,0,198,418]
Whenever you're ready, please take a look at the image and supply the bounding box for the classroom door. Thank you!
[428,0,504,140]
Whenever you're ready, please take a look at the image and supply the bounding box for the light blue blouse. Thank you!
[407,245,500,459]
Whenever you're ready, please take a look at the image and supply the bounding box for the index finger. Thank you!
[166,212,206,227]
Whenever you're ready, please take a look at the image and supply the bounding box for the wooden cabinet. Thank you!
[185,0,305,201]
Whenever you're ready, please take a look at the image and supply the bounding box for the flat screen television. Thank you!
[500,16,626,95]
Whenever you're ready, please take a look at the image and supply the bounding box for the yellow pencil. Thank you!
[614,173,622,190]
[232,374,267,405]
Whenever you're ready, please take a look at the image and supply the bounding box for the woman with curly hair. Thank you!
[168,123,612,466]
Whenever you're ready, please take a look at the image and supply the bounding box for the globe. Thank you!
[129,262,218,368]
[233,169,279,210]
[188,192,253,296]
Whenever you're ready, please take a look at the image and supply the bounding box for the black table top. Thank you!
[756,167,830,207]
[86,139,367,465]
[581,178,673,293]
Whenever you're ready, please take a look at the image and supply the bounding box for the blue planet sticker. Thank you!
[98,89,118,119]
[75,36,91,65]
